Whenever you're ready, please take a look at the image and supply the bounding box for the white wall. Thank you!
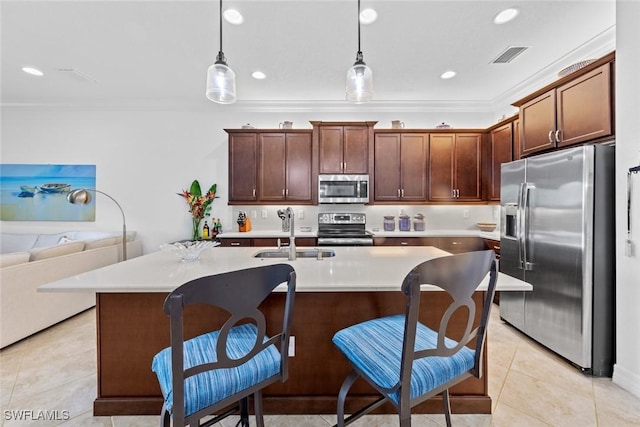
[0,109,495,252]
[613,0,640,398]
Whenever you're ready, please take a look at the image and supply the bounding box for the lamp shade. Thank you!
[346,61,373,103]
[206,61,237,104]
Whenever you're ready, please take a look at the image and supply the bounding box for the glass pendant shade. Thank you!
[206,58,236,104]
[346,59,373,103]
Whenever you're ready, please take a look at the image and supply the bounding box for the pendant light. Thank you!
[206,0,236,104]
[346,0,373,103]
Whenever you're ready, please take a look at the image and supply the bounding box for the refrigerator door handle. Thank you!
[522,184,535,271]
[517,183,526,269]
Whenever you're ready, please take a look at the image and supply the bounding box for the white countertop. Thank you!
[219,229,501,241]
[40,246,528,294]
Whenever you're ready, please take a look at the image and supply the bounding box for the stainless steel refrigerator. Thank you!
[500,145,615,376]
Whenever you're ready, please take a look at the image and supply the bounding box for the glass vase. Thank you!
[192,218,202,241]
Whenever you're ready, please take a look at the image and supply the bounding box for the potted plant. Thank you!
[179,180,217,241]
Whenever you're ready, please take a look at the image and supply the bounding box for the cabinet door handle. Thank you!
[495,246,501,250]
[397,189,401,197]
[548,130,554,143]
[452,189,456,198]
[282,189,285,196]
[400,241,408,245]
[555,129,561,143]
[230,242,240,246]
[286,188,289,197]
[252,188,256,198]
[401,189,405,198]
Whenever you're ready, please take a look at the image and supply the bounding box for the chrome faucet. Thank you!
[286,207,296,260]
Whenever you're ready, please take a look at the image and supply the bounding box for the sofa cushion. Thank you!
[85,237,119,250]
[0,233,39,254]
[30,241,85,261]
[0,252,31,268]
[33,232,71,249]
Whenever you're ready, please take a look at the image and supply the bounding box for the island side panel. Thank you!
[94,292,490,416]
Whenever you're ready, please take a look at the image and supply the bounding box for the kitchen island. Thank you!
[40,246,530,416]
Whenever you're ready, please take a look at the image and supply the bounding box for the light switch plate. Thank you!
[261,210,267,219]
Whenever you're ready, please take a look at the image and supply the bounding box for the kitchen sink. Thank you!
[252,248,336,259]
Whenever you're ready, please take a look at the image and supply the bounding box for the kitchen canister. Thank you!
[399,213,411,231]
[413,213,425,231]
[383,215,395,231]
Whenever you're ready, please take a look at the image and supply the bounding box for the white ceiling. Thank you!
[0,0,616,112]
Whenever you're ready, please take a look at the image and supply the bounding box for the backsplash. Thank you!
[230,204,500,233]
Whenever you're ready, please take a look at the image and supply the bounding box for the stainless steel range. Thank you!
[317,213,373,246]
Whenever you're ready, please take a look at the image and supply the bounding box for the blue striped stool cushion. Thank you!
[152,323,280,417]
[332,314,475,405]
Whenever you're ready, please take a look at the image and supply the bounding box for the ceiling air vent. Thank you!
[57,68,99,84]
[491,46,528,64]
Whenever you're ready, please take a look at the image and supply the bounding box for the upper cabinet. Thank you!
[515,56,614,157]
[373,132,428,202]
[228,132,258,203]
[258,132,313,203]
[429,133,483,202]
[227,129,313,204]
[487,121,514,201]
[312,121,376,174]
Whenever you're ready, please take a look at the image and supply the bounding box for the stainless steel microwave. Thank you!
[318,174,369,204]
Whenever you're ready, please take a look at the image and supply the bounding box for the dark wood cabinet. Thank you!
[517,61,613,157]
[374,132,428,202]
[487,123,514,201]
[373,236,484,253]
[219,238,252,247]
[312,122,375,174]
[556,64,612,147]
[373,237,439,247]
[513,119,521,160]
[439,237,485,254]
[258,132,312,203]
[220,237,316,247]
[227,129,312,205]
[429,133,482,202]
[228,132,258,203]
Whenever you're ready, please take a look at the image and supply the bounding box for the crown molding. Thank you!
[490,25,616,112]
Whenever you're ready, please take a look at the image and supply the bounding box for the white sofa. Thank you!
[0,231,142,349]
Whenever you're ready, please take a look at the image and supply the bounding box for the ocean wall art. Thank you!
[0,164,96,221]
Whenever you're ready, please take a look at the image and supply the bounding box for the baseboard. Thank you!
[612,363,640,399]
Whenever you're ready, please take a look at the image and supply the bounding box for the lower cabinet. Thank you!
[373,236,484,253]
[483,238,501,304]
[373,237,439,247]
[219,237,317,247]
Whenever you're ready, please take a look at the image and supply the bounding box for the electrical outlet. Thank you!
[288,336,295,357]
[463,209,470,219]
[297,210,305,220]
[261,210,267,219]
[251,210,257,219]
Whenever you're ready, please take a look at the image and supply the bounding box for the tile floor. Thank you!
[1,306,639,427]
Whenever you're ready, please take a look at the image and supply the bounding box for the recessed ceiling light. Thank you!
[360,8,377,24]
[251,71,266,80]
[22,66,44,76]
[223,9,244,25]
[440,70,456,79]
[494,7,519,25]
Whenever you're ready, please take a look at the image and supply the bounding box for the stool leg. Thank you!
[442,389,452,427]
[336,370,360,427]
[254,390,265,427]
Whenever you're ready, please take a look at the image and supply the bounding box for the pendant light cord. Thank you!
[357,0,361,53]
[215,0,226,64]
[219,0,223,54]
